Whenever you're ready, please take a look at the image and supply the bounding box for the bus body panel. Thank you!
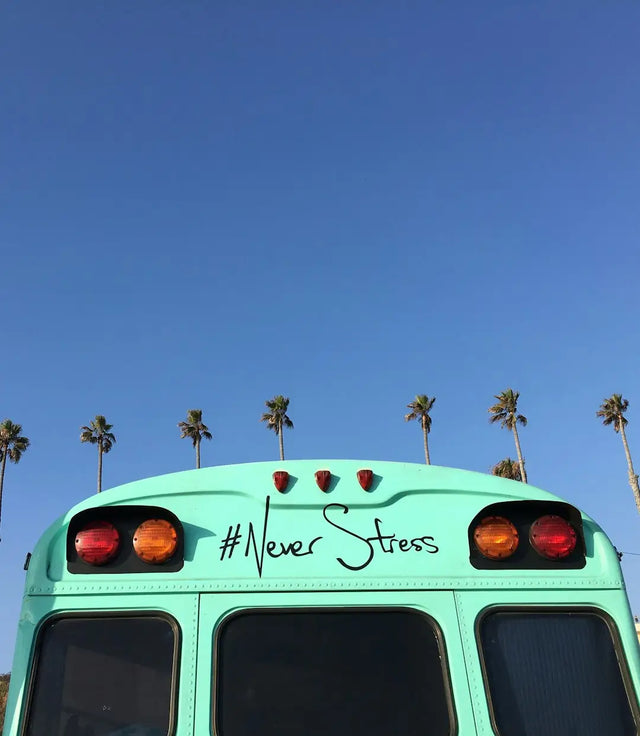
[24,461,621,593]
[5,593,199,736]
[454,588,640,735]
[195,590,475,736]
[4,461,639,736]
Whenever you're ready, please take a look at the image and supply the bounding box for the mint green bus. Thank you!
[4,460,640,736]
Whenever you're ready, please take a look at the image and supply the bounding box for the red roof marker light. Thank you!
[315,470,331,492]
[273,471,290,492]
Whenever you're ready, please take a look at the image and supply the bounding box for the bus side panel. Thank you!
[454,588,640,736]
[3,592,199,736]
[3,601,36,736]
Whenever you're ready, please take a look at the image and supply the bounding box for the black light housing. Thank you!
[67,505,184,574]
[469,500,585,570]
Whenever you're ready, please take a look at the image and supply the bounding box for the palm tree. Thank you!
[80,415,116,493]
[491,457,523,481]
[0,420,30,535]
[178,409,212,469]
[597,394,640,513]
[0,673,10,733]
[404,395,436,464]
[261,395,293,461]
[488,389,528,483]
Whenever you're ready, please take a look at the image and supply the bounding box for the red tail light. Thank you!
[75,521,120,565]
[530,515,577,559]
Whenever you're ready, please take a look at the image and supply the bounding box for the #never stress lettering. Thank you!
[321,502,439,572]
[218,496,439,577]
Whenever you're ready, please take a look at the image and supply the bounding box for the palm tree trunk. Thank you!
[97,444,103,493]
[422,417,431,465]
[196,438,201,469]
[512,425,528,483]
[619,423,640,513]
[278,426,285,461]
[0,451,7,534]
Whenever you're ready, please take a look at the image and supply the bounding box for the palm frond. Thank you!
[597,394,629,433]
[404,395,436,432]
[491,457,523,481]
[178,409,213,445]
[260,396,293,431]
[80,416,116,447]
[0,419,30,465]
[488,389,526,428]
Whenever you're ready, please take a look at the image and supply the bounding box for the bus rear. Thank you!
[4,460,640,736]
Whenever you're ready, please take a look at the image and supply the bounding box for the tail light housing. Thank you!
[67,506,184,574]
[469,501,585,569]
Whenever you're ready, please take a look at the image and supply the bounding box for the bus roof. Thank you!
[74,459,562,506]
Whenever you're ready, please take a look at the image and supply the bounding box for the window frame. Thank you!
[211,605,457,736]
[21,611,182,736]
[475,605,640,736]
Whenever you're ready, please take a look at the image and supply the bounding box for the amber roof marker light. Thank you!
[473,516,519,560]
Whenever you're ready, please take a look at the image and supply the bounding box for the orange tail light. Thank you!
[474,516,519,560]
[133,519,178,564]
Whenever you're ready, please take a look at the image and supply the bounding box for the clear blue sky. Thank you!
[1,0,639,671]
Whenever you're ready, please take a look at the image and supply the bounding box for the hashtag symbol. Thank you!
[220,524,242,560]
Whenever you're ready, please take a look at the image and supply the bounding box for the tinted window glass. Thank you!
[25,617,176,736]
[215,609,453,736]
[480,611,638,736]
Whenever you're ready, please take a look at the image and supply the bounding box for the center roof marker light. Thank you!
[315,470,331,492]
[357,469,373,490]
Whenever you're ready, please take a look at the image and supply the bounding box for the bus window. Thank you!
[214,608,454,736]
[24,616,178,736]
[479,610,638,736]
